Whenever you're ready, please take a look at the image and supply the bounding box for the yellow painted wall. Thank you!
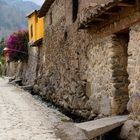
[36,17,44,40]
[28,12,37,42]
[27,11,44,43]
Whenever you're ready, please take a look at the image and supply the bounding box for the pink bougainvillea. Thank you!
[5,30,29,62]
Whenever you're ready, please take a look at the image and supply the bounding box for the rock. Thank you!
[120,120,140,140]
[85,97,100,114]
[9,78,22,86]
[100,95,111,116]
[135,80,140,91]
[21,85,33,91]
[127,92,140,116]
[76,110,90,118]
[55,122,88,140]
[88,113,96,120]
[9,76,16,82]
[33,84,40,94]
[39,91,46,97]
[86,82,92,98]
[61,101,69,109]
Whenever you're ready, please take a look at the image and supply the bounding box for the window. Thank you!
[30,25,33,38]
[72,0,79,22]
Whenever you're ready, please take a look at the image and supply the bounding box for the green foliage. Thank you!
[0,38,5,64]
[0,57,4,65]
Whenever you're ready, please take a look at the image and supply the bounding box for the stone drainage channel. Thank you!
[32,95,123,140]
[32,96,124,140]
[10,79,124,140]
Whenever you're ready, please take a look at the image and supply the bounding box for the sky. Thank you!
[24,0,45,5]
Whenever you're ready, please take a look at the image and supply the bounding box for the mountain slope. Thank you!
[0,0,39,38]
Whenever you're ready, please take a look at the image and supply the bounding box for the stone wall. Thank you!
[5,0,140,138]
[121,24,140,140]
[85,35,113,116]
[79,0,113,11]
[23,46,39,85]
[21,45,44,86]
[110,34,129,115]
[36,45,45,81]
[6,62,18,77]
[6,46,40,86]
[37,0,130,119]
[86,34,129,116]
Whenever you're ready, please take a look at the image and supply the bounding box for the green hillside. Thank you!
[0,0,39,39]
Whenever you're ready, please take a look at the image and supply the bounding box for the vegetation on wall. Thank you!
[5,30,29,62]
[0,38,6,76]
[0,38,5,65]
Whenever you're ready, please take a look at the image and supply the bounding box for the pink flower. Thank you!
[4,29,29,61]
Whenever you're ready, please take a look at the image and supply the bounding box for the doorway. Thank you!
[111,30,130,115]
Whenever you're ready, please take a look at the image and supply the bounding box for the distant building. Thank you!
[20,10,45,86]
[5,10,45,84]
[27,10,44,47]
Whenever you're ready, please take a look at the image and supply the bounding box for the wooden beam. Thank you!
[94,18,105,21]
[136,0,140,10]
[117,3,135,7]
[114,0,123,3]
[100,11,140,37]
[114,0,119,2]
[105,12,118,16]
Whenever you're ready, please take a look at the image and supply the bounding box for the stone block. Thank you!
[127,92,140,116]
[56,123,88,140]
[100,95,111,116]
[76,115,128,139]
[86,82,92,98]
[120,120,140,140]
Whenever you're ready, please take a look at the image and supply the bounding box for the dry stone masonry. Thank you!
[6,0,140,139]
[37,0,140,139]
[37,0,131,119]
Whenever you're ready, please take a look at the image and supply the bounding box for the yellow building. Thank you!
[27,10,44,46]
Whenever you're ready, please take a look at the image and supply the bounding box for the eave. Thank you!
[29,38,43,47]
[79,0,137,29]
[38,0,55,18]
[26,10,38,18]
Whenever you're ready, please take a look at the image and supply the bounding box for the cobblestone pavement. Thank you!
[0,78,70,140]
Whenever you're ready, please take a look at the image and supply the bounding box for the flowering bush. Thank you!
[5,30,29,62]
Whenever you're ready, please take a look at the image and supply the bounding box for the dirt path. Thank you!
[0,77,70,140]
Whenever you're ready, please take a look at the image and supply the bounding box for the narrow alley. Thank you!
[1,0,140,140]
[0,77,128,140]
[0,77,66,140]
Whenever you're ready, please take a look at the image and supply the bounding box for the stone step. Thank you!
[75,115,128,139]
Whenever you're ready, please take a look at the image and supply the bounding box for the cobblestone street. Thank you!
[0,78,68,140]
